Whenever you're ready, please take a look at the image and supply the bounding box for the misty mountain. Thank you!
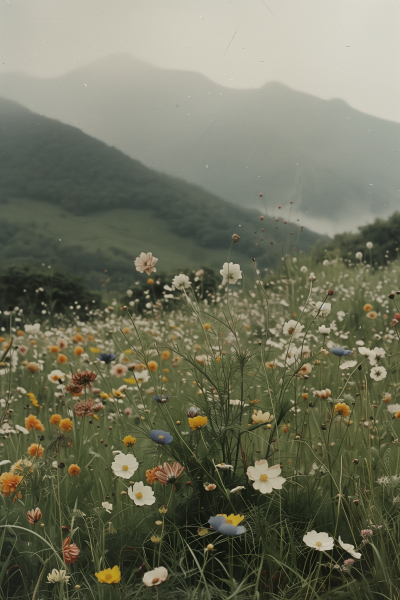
[0,54,399,233]
[0,97,326,287]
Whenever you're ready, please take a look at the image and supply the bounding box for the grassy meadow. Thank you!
[0,249,400,599]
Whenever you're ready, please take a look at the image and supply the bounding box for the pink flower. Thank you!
[134,252,158,275]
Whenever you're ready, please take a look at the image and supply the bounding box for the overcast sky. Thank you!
[1,0,399,123]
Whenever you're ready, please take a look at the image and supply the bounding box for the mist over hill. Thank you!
[0,54,399,234]
[0,97,326,289]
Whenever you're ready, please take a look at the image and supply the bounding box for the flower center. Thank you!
[288,327,294,334]
[105,573,113,582]
[122,465,129,471]
[226,519,233,524]
[152,577,160,584]
[260,474,268,482]
[158,435,164,440]
[136,492,143,499]
[316,541,322,547]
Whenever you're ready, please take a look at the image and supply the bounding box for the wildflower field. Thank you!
[1,249,400,599]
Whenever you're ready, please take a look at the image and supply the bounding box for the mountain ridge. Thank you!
[1,54,399,234]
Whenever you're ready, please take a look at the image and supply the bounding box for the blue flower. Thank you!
[98,352,116,364]
[150,430,173,445]
[154,395,169,403]
[208,516,246,537]
[331,348,352,357]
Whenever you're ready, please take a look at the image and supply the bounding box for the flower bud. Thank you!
[232,234,240,242]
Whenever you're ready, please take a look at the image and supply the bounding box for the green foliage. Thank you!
[313,211,400,266]
[0,97,328,288]
[0,265,101,323]
[0,254,400,598]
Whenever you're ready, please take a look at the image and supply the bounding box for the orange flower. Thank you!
[147,278,154,285]
[0,472,23,497]
[50,414,62,426]
[25,415,45,431]
[147,361,158,371]
[59,418,73,432]
[203,323,212,331]
[27,443,44,458]
[395,411,400,419]
[49,345,60,354]
[161,350,171,360]
[146,466,160,484]
[57,354,68,365]
[363,303,373,312]
[87,334,95,341]
[26,362,40,373]
[17,330,25,336]
[68,464,80,476]
[72,334,84,343]
[74,346,84,356]
[334,402,350,417]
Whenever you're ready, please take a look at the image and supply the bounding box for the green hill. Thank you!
[0,97,327,289]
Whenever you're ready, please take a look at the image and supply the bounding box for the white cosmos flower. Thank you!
[0,460,11,466]
[15,424,30,434]
[111,453,139,479]
[303,530,334,551]
[339,360,357,370]
[283,320,304,337]
[318,325,330,335]
[220,262,242,285]
[369,347,385,365]
[216,463,234,470]
[172,274,191,290]
[338,536,362,559]
[47,569,70,584]
[230,486,245,493]
[252,410,273,424]
[315,302,331,317]
[101,502,113,513]
[24,323,41,334]
[47,370,66,384]
[246,460,286,494]
[370,366,387,381]
[143,566,168,587]
[387,404,400,414]
[128,481,156,506]
[16,387,27,394]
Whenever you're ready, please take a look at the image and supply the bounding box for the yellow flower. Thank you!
[27,443,44,458]
[363,303,373,312]
[123,435,136,447]
[95,565,121,584]
[68,464,81,476]
[50,414,62,426]
[60,418,73,432]
[161,350,171,360]
[74,346,84,356]
[334,402,350,417]
[203,323,212,331]
[147,278,154,285]
[89,347,101,353]
[147,361,158,371]
[217,514,245,526]
[123,377,137,385]
[188,415,208,430]
[26,393,40,407]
